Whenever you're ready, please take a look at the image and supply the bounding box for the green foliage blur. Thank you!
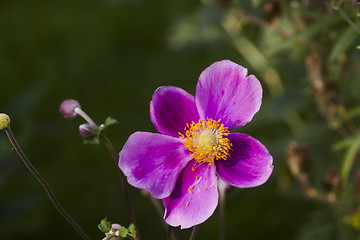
[1,0,360,239]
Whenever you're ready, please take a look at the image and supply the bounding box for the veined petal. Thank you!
[196,60,262,130]
[216,133,273,188]
[119,132,192,199]
[150,86,200,137]
[163,160,218,229]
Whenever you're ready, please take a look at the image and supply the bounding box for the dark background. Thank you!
[1,0,360,239]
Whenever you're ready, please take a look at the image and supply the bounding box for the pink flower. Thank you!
[119,60,273,228]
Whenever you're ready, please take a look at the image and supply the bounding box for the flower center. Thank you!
[179,118,232,165]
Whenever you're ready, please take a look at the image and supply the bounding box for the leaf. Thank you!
[104,116,118,127]
[120,227,129,238]
[98,217,112,233]
[329,26,358,62]
[83,116,117,145]
[251,0,262,7]
[267,15,342,57]
[332,138,354,151]
[83,137,100,145]
[340,131,360,185]
[128,223,136,235]
[337,105,360,123]
[291,15,343,60]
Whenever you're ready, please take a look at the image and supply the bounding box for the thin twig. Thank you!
[232,4,293,37]
[218,180,226,240]
[4,127,91,240]
[99,133,140,240]
[335,0,360,34]
[189,225,199,240]
[167,225,173,240]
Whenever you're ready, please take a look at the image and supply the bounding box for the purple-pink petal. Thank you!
[118,132,192,199]
[195,60,262,130]
[150,86,200,137]
[215,133,273,188]
[163,160,218,229]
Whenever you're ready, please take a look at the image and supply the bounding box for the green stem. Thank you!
[4,127,90,240]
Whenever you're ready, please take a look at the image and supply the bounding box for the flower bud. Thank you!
[79,123,96,138]
[111,224,122,230]
[0,113,10,130]
[59,99,81,119]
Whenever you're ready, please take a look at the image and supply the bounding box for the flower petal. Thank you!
[119,132,192,199]
[163,160,218,229]
[196,60,262,130]
[150,86,200,137]
[216,133,273,188]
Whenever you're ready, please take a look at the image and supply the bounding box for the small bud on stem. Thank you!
[0,113,10,130]
[59,99,81,119]
[79,123,96,138]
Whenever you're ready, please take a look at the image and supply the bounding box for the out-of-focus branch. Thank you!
[230,3,293,38]
[289,0,357,137]
[286,142,355,212]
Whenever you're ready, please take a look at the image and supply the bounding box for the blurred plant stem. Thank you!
[333,0,360,34]
[189,225,199,240]
[141,190,177,240]
[167,225,172,240]
[218,179,226,240]
[3,126,91,240]
[99,132,140,239]
[74,107,140,240]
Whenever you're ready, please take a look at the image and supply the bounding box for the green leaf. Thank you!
[120,227,129,238]
[340,131,360,185]
[83,137,100,145]
[337,105,360,123]
[98,217,112,233]
[83,117,117,145]
[329,26,358,62]
[332,138,354,151]
[290,15,343,60]
[251,0,262,7]
[104,117,118,127]
[128,223,136,235]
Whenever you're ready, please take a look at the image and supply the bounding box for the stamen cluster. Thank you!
[179,118,232,165]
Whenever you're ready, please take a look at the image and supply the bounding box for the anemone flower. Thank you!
[119,60,273,229]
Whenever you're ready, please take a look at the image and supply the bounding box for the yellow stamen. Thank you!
[188,186,194,194]
[186,202,189,206]
[180,118,232,165]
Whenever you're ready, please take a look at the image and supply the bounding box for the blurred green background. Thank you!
[1,0,360,239]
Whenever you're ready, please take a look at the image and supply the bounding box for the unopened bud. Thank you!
[59,99,81,119]
[111,224,122,230]
[0,113,10,130]
[79,123,96,138]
